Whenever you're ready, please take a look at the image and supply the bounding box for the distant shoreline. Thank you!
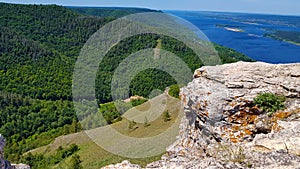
[163,10,300,17]
[265,31,300,47]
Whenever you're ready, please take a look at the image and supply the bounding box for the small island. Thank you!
[216,24,245,32]
[224,27,244,32]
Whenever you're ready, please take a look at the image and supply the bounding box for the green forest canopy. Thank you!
[68,6,160,18]
[0,2,254,163]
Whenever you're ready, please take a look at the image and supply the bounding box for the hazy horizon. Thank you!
[1,0,300,16]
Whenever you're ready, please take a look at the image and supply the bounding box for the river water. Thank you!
[166,11,300,63]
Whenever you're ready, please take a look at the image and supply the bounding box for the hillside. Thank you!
[0,2,254,166]
[106,62,300,169]
[0,2,109,101]
[24,93,181,169]
[24,62,300,169]
[68,6,160,18]
[0,2,253,102]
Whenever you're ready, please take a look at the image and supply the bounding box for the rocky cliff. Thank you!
[104,61,300,169]
[0,135,30,169]
[0,134,11,169]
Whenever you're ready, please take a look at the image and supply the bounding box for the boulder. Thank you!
[102,160,141,169]
[11,164,31,169]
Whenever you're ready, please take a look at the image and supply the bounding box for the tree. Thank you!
[128,120,137,130]
[162,111,171,122]
[168,84,181,98]
[144,116,150,127]
[70,154,82,169]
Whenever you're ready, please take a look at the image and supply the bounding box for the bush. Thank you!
[131,98,148,107]
[128,120,137,130]
[168,84,181,98]
[22,143,80,168]
[162,111,171,122]
[144,116,150,127]
[254,93,286,115]
[99,102,122,124]
[70,154,83,169]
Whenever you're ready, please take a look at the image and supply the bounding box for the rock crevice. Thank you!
[104,62,300,169]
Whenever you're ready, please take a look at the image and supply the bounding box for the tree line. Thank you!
[0,2,254,163]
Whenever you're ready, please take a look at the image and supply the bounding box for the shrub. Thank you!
[254,93,286,115]
[99,102,122,124]
[131,98,148,107]
[70,154,83,169]
[22,143,80,168]
[168,84,181,98]
[128,120,137,130]
[144,116,150,127]
[162,111,171,122]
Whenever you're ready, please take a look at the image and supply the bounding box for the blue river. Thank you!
[166,11,300,63]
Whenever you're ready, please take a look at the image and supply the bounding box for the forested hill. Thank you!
[0,2,254,163]
[0,3,110,100]
[68,6,160,18]
[0,2,253,102]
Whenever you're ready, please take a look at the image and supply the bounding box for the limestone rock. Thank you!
[167,62,300,168]
[11,164,31,169]
[251,120,300,156]
[102,160,141,169]
[0,135,30,169]
[103,62,300,169]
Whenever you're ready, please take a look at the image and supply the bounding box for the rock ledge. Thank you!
[104,62,300,169]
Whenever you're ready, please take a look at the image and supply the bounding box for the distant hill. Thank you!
[0,2,253,102]
[68,6,160,18]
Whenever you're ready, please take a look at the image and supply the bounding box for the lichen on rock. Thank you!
[103,62,300,169]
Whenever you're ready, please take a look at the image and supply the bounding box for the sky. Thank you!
[1,0,300,16]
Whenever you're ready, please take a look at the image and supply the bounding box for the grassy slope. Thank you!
[29,94,181,168]
[0,3,255,166]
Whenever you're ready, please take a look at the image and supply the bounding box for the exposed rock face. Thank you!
[181,61,300,143]
[0,135,30,169]
[102,160,141,169]
[11,164,30,169]
[103,62,300,169]
[0,134,12,169]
